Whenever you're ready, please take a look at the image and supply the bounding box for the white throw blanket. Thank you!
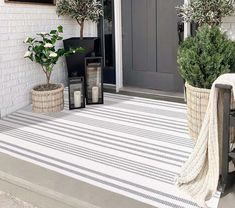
[176,74,235,208]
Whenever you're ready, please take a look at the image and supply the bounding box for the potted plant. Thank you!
[56,0,103,77]
[24,26,83,113]
[176,0,235,140]
[178,25,235,139]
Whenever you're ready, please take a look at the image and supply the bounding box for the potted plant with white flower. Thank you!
[24,25,83,113]
[56,0,103,77]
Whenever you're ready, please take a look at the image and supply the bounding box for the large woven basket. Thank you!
[185,82,235,142]
[185,83,210,140]
[32,84,64,113]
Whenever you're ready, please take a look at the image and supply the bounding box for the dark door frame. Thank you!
[98,0,116,84]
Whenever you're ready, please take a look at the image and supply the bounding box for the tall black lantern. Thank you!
[68,77,85,110]
[85,57,104,105]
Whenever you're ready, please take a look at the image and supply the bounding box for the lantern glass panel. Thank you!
[85,57,103,104]
[68,77,85,109]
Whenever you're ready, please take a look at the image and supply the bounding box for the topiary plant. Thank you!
[177,0,235,27]
[56,0,103,39]
[178,26,235,89]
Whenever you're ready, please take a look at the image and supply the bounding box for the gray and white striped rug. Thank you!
[0,92,220,208]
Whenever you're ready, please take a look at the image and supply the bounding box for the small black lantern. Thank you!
[68,77,85,110]
[85,57,104,105]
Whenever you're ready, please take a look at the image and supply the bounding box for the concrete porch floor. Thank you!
[0,191,37,208]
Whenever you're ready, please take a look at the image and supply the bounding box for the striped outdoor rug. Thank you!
[0,91,220,208]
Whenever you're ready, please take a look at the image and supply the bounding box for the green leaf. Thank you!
[57,36,63,40]
[57,25,63,33]
[50,30,57,35]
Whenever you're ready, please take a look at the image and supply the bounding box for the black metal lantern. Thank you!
[85,57,104,105]
[68,77,85,110]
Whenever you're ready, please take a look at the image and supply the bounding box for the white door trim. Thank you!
[114,0,123,92]
[184,0,191,38]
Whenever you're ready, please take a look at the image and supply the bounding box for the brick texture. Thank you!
[222,16,235,40]
[0,0,96,117]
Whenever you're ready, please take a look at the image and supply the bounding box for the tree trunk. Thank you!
[80,20,85,40]
[42,66,52,89]
[46,72,51,88]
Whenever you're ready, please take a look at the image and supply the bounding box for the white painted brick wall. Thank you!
[0,0,97,117]
[222,16,235,40]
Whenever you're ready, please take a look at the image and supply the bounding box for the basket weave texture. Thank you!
[32,84,64,113]
[185,82,235,141]
[185,83,210,140]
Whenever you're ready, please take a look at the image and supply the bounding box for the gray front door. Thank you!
[122,0,184,92]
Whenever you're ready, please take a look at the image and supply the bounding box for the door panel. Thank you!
[157,0,180,74]
[122,0,184,92]
[132,0,157,72]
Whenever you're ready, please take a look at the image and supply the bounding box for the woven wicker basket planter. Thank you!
[32,84,64,113]
[185,83,210,140]
[185,82,235,141]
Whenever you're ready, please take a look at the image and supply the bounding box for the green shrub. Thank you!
[178,26,235,89]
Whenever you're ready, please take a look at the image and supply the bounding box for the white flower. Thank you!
[39,32,47,35]
[44,43,53,48]
[49,52,57,58]
[24,37,30,43]
[24,51,32,58]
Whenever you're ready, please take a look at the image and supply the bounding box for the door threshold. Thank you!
[104,85,185,103]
